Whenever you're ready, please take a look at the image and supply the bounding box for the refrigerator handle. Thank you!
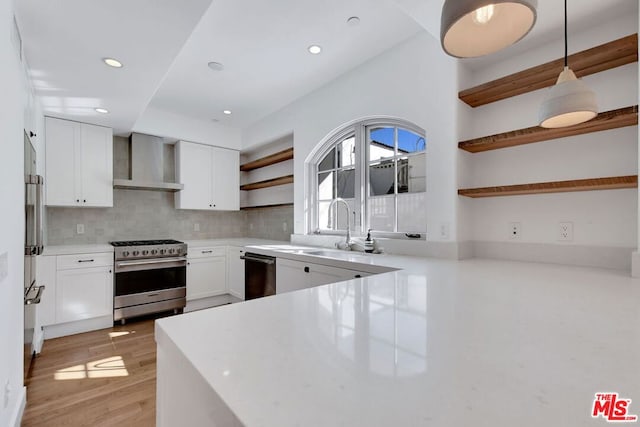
[34,175,44,255]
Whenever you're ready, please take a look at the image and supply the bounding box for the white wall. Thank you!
[1,1,30,424]
[458,13,638,261]
[243,32,459,247]
[133,106,242,150]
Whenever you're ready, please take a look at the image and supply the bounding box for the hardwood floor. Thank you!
[22,319,157,427]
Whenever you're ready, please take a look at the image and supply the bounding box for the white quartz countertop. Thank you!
[156,247,640,426]
[43,244,114,256]
[183,238,287,248]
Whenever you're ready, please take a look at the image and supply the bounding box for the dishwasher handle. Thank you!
[240,254,275,265]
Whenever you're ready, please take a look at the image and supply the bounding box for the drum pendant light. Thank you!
[441,0,538,58]
[538,0,597,128]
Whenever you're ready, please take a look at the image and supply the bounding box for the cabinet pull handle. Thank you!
[76,199,80,203]
[354,274,362,278]
[78,259,95,263]
[304,266,310,273]
[201,250,213,254]
[83,199,87,203]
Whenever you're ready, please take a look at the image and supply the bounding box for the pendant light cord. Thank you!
[564,0,568,67]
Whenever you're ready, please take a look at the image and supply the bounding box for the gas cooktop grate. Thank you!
[109,239,184,247]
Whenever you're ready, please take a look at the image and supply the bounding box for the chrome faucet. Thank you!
[327,198,352,250]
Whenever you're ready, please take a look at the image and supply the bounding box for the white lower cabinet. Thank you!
[187,247,227,300]
[56,266,113,323]
[36,251,114,339]
[227,247,245,300]
[276,258,371,294]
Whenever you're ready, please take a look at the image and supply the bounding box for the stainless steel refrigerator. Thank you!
[24,131,44,381]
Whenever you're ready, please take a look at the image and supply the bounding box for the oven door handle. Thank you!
[114,257,187,273]
[116,257,187,268]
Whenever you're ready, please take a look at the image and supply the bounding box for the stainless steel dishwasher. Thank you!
[241,252,276,300]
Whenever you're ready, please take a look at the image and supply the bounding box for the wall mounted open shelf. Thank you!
[459,105,638,153]
[240,203,294,211]
[240,174,294,191]
[458,175,638,198]
[459,34,638,108]
[240,148,294,171]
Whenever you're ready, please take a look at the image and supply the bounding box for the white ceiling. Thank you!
[15,0,638,136]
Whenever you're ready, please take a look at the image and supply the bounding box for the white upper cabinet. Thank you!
[175,141,239,211]
[45,117,113,207]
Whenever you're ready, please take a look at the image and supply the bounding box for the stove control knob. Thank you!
[169,248,175,254]
[151,249,158,255]
[122,251,129,257]
[159,249,166,255]
[132,250,140,257]
[142,250,149,256]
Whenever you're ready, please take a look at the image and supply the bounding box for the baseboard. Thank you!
[471,241,633,271]
[9,386,26,427]
[33,325,44,354]
[43,315,113,340]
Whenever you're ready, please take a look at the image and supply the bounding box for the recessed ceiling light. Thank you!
[207,61,225,71]
[347,16,360,26]
[223,110,232,115]
[102,58,123,68]
[308,45,322,55]
[95,108,109,114]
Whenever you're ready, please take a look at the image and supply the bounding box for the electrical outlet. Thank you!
[194,223,200,232]
[439,222,450,240]
[249,223,254,231]
[0,252,7,283]
[282,222,288,232]
[76,224,85,235]
[509,222,522,239]
[4,379,10,409]
[558,222,573,242]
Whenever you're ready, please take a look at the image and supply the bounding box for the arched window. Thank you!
[308,118,426,238]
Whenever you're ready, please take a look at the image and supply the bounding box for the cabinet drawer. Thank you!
[57,252,113,270]
[188,247,226,259]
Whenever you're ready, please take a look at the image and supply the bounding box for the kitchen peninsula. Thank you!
[155,247,640,426]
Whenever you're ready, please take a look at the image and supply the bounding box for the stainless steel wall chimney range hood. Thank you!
[113,133,184,192]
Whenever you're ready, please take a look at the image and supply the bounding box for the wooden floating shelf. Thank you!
[240,174,294,191]
[458,176,638,198]
[459,106,638,153]
[240,148,294,171]
[240,203,294,211]
[460,34,638,108]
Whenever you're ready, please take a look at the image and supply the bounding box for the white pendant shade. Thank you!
[538,67,597,128]
[441,0,537,58]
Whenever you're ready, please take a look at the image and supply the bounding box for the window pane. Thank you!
[369,160,394,196]
[337,168,355,199]
[318,171,334,200]
[318,201,331,229]
[397,192,426,232]
[369,127,395,161]
[337,136,356,168]
[318,147,335,171]
[398,129,425,154]
[407,153,426,193]
[368,195,395,232]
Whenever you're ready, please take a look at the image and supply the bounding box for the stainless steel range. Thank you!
[110,239,187,324]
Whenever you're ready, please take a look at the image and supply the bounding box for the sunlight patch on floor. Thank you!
[54,356,129,380]
[109,331,132,339]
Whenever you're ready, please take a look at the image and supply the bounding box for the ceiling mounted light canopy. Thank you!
[538,0,597,128]
[440,0,537,58]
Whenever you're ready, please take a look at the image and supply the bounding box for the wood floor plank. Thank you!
[22,319,157,427]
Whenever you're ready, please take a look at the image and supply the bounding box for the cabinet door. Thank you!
[45,117,79,206]
[56,266,113,323]
[276,258,311,294]
[211,147,239,211]
[227,247,245,300]
[187,256,227,300]
[80,124,113,207]
[175,141,213,210]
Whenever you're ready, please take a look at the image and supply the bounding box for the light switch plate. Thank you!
[0,252,7,283]
[76,224,85,234]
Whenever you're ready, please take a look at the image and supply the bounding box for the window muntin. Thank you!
[311,119,426,238]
